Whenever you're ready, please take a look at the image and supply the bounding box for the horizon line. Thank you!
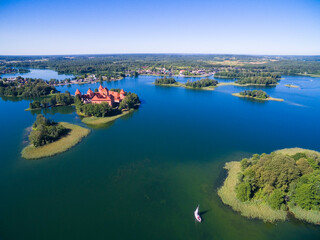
[1,53,320,57]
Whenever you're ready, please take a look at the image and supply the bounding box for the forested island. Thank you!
[218,148,320,224]
[154,77,177,85]
[0,78,57,98]
[22,114,90,159]
[233,90,284,102]
[154,77,218,90]
[28,92,74,110]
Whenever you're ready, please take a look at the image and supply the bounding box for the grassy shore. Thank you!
[81,109,134,126]
[284,84,299,88]
[275,147,320,156]
[232,93,284,102]
[289,205,320,225]
[218,161,287,222]
[21,122,90,159]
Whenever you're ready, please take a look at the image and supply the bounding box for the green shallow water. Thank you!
[0,72,320,239]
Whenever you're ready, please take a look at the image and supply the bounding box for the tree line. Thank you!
[237,151,320,211]
[154,77,177,85]
[0,78,57,98]
[239,90,269,99]
[29,92,74,110]
[185,78,218,88]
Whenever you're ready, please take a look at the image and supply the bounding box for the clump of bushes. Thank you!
[29,114,68,147]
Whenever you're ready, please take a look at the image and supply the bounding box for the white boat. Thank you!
[194,205,202,222]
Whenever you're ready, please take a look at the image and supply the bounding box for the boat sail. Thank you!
[194,205,202,222]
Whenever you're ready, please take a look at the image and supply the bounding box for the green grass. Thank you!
[289,204,320,225]
[81,109,134,126]
[21,122,90,160]
[275,147,320,157]
[218,161,287,222]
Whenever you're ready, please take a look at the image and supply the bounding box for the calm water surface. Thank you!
[0,71,319,239]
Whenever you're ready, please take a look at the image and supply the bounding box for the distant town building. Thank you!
[75,85,126,107]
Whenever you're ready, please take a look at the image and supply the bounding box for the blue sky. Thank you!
[0,0,319,55]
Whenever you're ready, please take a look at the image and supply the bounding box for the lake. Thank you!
[1,68,75,80]
[0,70,319,240]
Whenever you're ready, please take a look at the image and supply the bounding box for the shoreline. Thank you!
[21,122,90,159]
[232,93,284,102]
[218,148,320,225]
[218,161,287,222]
[80,109,135,126]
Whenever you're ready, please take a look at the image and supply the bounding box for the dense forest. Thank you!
[154,77,177,85]
[239,90,269,99]
[29,114,68,147]
[0,78,57,97]
[236,76,279,85]
[29,92,74,110]
[237,151,320,212]
[185,78,218,88]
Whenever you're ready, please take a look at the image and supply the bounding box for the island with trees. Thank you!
[75,86,140,126]
[27,92,74,110]
[154,77,218,90]
[22,114,90,159]
[232,90,284,102]
[218,148,320,225]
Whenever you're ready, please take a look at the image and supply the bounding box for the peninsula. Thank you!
[218,148,320,224]
[22,114,90,159]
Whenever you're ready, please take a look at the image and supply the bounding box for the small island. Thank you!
[154,77,218,90]
[285,84,299,88]
[232,90,284,102]
[218,148,320,224]
[75,85,140,126]
[27,92,74,110]
[22,114,90,159]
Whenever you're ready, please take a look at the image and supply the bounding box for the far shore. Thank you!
[232,93,284,102]
[21,122,90,159]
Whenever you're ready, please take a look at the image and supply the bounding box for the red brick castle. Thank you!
[75,85,126,107]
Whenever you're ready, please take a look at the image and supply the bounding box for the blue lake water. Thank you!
[1,68,74,80]
[0,70,319,239]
